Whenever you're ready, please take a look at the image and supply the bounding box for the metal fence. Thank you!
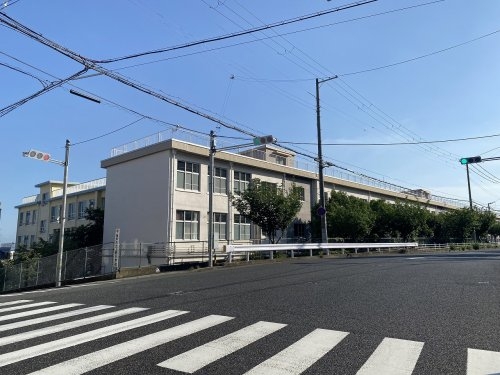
[0,245,103,293]
[100,240,229,274]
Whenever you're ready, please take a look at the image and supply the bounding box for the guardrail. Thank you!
[225,242,419,263]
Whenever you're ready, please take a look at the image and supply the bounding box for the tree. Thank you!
[231,179,302,243]
[65,207,104,249]
[439,208,478,242]
[488,222,500,242]
[326,191,374,241]
[369,199,395,241]
[391,201,432,241]
[476,210,497,240]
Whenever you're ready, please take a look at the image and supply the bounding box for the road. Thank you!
[0,251,499,374]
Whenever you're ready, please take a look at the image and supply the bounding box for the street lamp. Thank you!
[23,140,70,287]
[316,75,337,249]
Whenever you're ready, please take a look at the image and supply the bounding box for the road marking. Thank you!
[0,299,33,307]
[356,337,424,375]
[0,307,148,346]
[0,301,56,313]
[0,309,188,367]
[27,315,234,375]
[158,321,287,373]
[467,348,500,375]
[0,303,84,323]
[244,328,349,375]
[0,305,113,332]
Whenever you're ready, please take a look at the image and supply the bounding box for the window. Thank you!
[176,161,200,191]
[50,206,60,222]
[23,236,29,246]
[17,236,21,247]
[25,211,31,225]
[208,167,227,194]
[175,210,200,240]
[30,235,35,246]
[32,210,37,224]
[261,181,278,194]
[40,220,46,233]
[210,213,227,240]
[18,212,24,226]
[234,171,251,195]
[275,155,287,165]
[234,214,251,240]
[42,192,49,204]
[68,203,75,220]
[78,201,86,219]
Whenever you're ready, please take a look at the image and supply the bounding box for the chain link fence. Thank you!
[0,245,103,293]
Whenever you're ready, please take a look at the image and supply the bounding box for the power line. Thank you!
[91,1,377,64]
[0,67,88,117]
[0,61,47,87]
[278,132,500,146]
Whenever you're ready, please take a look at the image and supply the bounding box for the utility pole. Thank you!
[315,76,337,250]
[23,140,70,287]
[208,131,216,268]
[55,140,70,287]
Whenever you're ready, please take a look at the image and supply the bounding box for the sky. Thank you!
[1,0,500,243]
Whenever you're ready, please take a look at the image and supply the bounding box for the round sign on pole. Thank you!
[317,206,326,216]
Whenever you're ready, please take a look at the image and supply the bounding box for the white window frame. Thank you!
[176,161,200,191]
[234,214,251,240]
[175,210,200,240]
[233,171,251,195]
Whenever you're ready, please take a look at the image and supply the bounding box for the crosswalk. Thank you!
[0,299,499,374]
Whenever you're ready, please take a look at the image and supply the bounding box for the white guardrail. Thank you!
[225,242,419,263]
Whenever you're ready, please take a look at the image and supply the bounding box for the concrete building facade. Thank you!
[100,137,461,246]
[15,179,106,248]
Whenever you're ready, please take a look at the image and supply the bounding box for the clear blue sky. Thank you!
[1,0,500,243]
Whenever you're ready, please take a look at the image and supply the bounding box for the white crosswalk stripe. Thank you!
[0,307,148,346]
[0,299,33,307]
[244,328,349,375]
[0,309,188,367]
[467,348,500,375]
[0,301,55,313]
[158,321,287,373]
[356,337,424,375]
[0,305,113,332]
[0,303,84,323]
[0,299,499,374]
[27,315,234,375]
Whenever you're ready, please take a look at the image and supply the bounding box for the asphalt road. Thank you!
[1,251,499,374]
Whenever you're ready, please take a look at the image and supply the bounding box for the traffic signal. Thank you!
[24,149,51,162]
[459,156,481,165]
[253,135,276,146]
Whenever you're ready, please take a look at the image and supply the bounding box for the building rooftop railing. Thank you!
[109,129,466,209]
[20,178,106,205]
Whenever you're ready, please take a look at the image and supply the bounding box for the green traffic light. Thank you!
[460,158,468,165]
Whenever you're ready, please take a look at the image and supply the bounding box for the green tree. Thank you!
[391,201,432,241]
[369,199,395,241]
[231,179,302,243]
[326,191,374,241]
[476,210,497,240]
[488,221,500,241]
[65,207,104,249]
[440,208,478,242]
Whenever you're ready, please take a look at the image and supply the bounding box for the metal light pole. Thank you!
[316,76,337,249]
